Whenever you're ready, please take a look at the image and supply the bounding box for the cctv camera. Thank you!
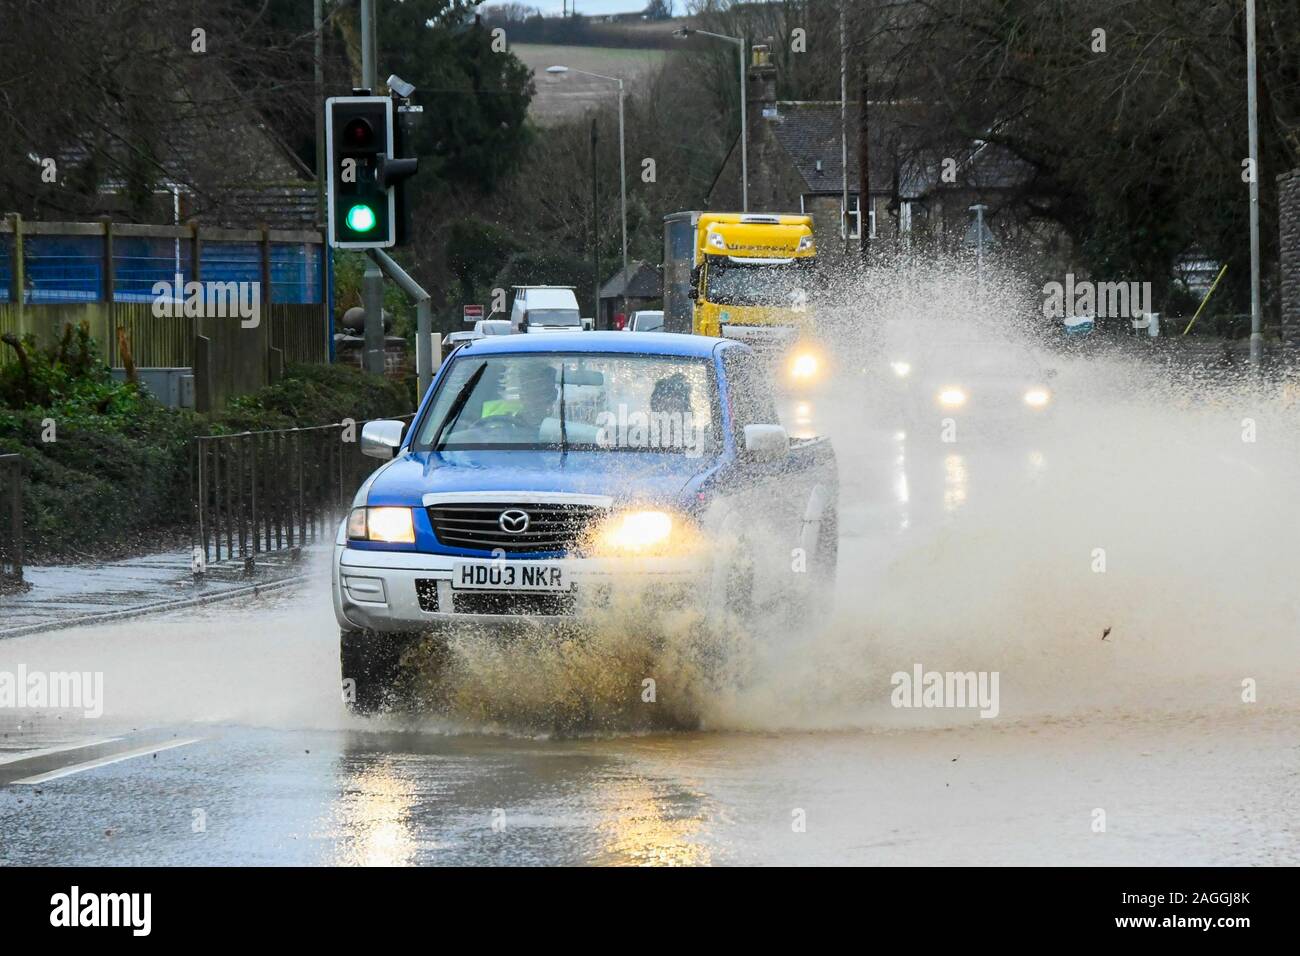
[386,74,415,98]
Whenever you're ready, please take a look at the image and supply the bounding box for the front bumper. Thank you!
[333,545,708,631]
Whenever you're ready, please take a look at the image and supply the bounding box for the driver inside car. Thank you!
[475,362,559,441]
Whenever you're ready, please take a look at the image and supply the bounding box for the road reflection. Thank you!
[593,778,711,866]
[323,732,715,865]
[327,756,421,866]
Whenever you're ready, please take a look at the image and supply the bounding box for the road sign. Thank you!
[463,304,484,324]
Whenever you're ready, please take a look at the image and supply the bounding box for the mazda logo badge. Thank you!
[498,509,530,533]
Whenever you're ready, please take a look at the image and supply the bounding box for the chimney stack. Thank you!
[747,43,777,131]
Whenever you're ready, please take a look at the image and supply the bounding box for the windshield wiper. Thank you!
[558,363,567,456]
[431,361,488,451]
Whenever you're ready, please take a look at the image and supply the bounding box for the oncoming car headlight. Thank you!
[588,509,700,557]
[347,506,416,544]
[937,386,967,408]
[789,351,821,381]
[1023,387,1052,408]
[891,360,912,378]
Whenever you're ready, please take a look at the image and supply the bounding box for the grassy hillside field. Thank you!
[514,44,667,124]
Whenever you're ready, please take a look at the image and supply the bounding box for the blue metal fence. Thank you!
[24,236,101,303]
[113,235,194,301]
[271,242,323,305]
[0,224,323,305]
[0,233,13,302]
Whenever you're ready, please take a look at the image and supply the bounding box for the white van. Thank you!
[510,286,583,333]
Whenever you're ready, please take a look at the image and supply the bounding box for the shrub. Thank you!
[0,327,413,560]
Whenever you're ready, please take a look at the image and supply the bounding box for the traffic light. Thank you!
[325,95,418,249]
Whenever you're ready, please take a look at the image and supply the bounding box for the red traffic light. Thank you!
[343,117,374,148]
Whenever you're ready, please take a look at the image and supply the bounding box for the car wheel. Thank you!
[339,627,416,715]
[809,506,838,614]
[705,539,756,629]
[814,506,838,573]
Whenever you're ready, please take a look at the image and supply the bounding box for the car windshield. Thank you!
[527,308,580,327]
[707,260,811,308]
[634,313,663,331]
[413,352,719,456]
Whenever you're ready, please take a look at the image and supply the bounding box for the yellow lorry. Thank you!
[663,211,823,386]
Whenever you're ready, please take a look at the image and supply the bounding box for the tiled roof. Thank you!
[54,68,317,229]
[600,259,661,299]
[768,102,1032,199]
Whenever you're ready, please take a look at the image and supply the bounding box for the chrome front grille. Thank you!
[427,501,606,554]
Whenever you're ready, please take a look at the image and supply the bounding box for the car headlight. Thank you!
[1023,387,1051,408]
[588,509,698,557]
[790,351,820,380]
[937,386,967,408]
[347,506,416,544]
[891,360,911,378]
[796,234,815,252]
[707,231,727,250]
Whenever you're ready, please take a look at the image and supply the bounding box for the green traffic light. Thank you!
[346,203,377,233]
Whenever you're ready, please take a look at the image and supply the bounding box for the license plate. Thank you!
[451,560,569,592]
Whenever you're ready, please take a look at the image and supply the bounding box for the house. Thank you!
[705,47,1046,266]
[40,70,317,230]
[598,259,661,329]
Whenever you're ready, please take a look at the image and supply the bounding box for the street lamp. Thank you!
[547,64,628,323]
[672,27,748,212]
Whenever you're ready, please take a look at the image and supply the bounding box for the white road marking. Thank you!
[11,738,202,784]
[0,737,123,766]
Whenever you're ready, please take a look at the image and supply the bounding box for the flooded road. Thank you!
[3,705,1296,865]
[2,343,1299,866]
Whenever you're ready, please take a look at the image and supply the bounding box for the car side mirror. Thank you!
[687,286,699,301]
[743,423,788,462]
[361,420,406,459]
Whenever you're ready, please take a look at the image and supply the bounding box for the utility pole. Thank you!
[856,13,870,262]
[739,34,748,212]
[314,0,325,224]
[840,1,849,255]
[591,117,600,328]
[360,0,385,377]
[616,81,629,317]
[1246,0,1263,369]
[348,0,436,397]
[970,204,988,288]
[547,65,627,323]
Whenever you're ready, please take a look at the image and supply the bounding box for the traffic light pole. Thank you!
[367,248,435,400]
[361,0,385,376]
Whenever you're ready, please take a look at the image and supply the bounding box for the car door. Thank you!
[720,347,819,576]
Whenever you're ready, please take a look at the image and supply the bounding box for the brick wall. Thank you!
[1278,169,1300,353]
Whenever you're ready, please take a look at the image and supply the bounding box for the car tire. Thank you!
[340,627,416,715]
[705,539,757,630]
[815,505,838,572]
[809,505,838,614]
